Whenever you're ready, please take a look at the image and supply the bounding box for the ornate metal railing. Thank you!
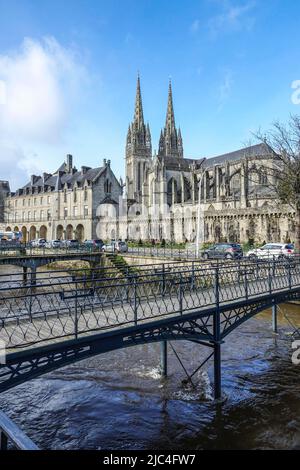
[0,258,299,350]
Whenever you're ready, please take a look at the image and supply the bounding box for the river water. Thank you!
[0,266,300,450]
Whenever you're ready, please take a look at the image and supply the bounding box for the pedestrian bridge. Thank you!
[0,258,299,398]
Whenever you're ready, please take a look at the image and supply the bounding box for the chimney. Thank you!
[66,154,73,173]
[42,172,50,183]
[103,158,107,166]
[81,166,91,175]
[30,175,38,186]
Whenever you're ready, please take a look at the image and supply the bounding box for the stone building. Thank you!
[0,181,10,223]
[112,77,296,245]
[3,155,122,242]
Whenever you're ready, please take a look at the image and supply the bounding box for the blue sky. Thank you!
[0,0,300,188]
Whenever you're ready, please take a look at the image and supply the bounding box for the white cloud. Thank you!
[208,1,256,37]
[0,37,86,189]
[190,19,200,34]
[217,69,234,111]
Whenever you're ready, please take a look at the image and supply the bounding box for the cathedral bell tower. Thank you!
[158,80,183,159]
[126,75,152,203]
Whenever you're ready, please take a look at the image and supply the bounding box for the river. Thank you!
[0,266,300,450]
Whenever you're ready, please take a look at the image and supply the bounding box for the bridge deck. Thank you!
[1,259,300,351]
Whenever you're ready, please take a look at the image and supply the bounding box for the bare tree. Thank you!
[255,115,300,251]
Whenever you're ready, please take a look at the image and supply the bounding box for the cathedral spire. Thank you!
[134,74,144,129]
[165,79,176,133]
[158,80,183,158]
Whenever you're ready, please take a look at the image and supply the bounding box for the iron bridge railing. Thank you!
[0,258,300,351]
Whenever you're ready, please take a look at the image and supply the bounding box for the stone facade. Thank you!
[108,77,296,245]
[0,181,10,223]
[3,155,122,242]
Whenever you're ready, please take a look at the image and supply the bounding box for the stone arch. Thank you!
[167,177,180,205]
[230,170,241,196]
[56,225,64,240]
[39,225,47,239]
[111,228,116,240]
[6,226,11,231]
[214,223,222,242]
[29,226,37,241]
[75,224,84,242]
[183,176,192,202]
[14,226,19,232]
[21,226,27,243]
[66,224,73,240]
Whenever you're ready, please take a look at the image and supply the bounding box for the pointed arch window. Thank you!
[104,179,112,194]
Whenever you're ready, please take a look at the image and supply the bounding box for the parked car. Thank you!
[101,241,116,253]
[202,243,243,260]
[101,240,128,253]
[30,238,46,248]
[246,243,294,260]
[62,239,80,249]
[46,239,63,249]
[115,241,128,253]
[83,239,104,250]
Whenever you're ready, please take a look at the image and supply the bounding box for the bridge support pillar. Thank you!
[213,343,222,400]
[160,341,168,377]
[22,267,28,286]
[30,266,37,286]
[272,303,278,334]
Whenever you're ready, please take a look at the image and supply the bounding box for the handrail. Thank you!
[0,410,39,450]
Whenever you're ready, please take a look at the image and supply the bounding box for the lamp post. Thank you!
[196,172,204,258]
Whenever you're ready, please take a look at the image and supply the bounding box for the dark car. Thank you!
[202,243,243,260]
[62,239,79,249]
[84,239,104,250]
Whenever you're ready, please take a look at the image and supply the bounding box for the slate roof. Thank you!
[160,155,205,171]
[203,143,274,167]
[15,163,106,195]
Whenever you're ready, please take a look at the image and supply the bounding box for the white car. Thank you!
[246,243,294,260]
[46,239,62,249]
[101,240,128,253]
[30,238,46,248]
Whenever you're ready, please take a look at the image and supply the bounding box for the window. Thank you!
[64,190,67,203]
[104,179,112,194]
[40,210,44,220]
[28,199,31,206]
[34,198,37,205]
[84,188,88,201]
[28,211,31,221]
[40,197,43,205]
[74,188,77,203]
[84,205,88,217]
[64,207,68,218]
[259,172,268,185]
[23,199,25,206]
[33,211,36,221]
[47,210,51,220]
[47,196,51,204]
[73,206,78,217]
